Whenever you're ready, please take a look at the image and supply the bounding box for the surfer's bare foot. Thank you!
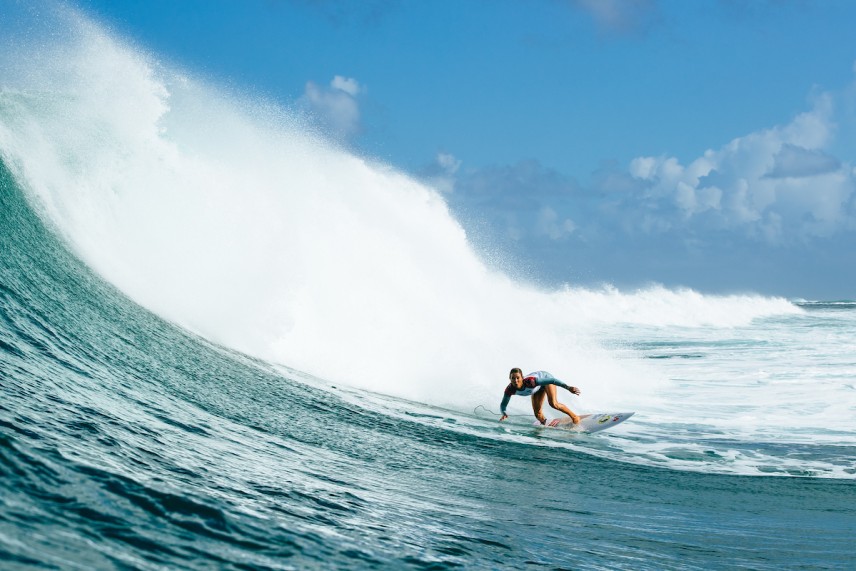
[570,414,580,424]
[536,414,547,424]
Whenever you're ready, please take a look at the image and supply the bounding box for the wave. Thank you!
[2,6,855,570]
[0,7,801,411]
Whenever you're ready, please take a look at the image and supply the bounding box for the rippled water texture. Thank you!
[2,6,855,569]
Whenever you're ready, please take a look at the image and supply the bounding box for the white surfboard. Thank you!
[533,412,634,433]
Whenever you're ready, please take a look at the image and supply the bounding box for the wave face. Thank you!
[2,6,855,570]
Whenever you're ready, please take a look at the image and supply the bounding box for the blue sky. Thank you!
[73,1,856,298]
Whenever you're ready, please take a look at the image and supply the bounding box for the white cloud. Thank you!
[301,75,364,139]
[419,152,461,194]
[626,93,856,242]
[330,75,361,96]
[571,0,659,34]
[537,206,577,240]
[436,152,461,174]
[629,156,657,179]
[767,144,841,178]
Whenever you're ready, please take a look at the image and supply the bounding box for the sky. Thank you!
[54,1,856,298]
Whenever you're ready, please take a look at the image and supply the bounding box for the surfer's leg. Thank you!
[545,385,580,424]
[531,390,547,424]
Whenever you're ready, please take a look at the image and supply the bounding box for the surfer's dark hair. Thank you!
[509,367,523,378]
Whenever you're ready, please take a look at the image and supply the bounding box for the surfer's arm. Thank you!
[499,392,512,421]
[535,376,581,395]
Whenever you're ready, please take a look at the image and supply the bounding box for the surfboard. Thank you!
[533,412,634,433]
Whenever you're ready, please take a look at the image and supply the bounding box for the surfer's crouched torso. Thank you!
[500,371,569,415]
[504,375,541,397]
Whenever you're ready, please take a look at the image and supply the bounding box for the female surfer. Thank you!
[499,368,581,424]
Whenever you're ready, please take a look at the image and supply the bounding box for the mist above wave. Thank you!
[0,7,799,408]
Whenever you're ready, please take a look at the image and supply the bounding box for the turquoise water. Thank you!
[2,8,855,569]
[2,163,855,569]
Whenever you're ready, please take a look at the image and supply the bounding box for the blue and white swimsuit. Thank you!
[500,371,571,415]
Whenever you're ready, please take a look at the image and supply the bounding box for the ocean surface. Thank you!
[2,6,855,570]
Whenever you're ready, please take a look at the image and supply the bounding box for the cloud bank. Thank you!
[423,80,856,296]
[626,93,856,243]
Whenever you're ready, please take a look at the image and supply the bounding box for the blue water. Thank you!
[2,7,856,570]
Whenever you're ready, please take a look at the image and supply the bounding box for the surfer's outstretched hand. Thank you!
[499,414,508,421]
[568,386,581,396]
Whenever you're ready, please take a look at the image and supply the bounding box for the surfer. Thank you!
[499,368,581,425]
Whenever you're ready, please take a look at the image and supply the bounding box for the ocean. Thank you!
[1,6,854,570]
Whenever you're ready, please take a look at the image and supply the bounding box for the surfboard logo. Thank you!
[597,414,611,424]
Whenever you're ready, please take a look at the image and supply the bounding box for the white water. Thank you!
[6,7,854,477]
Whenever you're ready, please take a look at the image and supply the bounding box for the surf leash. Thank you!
[473,405,530,418]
